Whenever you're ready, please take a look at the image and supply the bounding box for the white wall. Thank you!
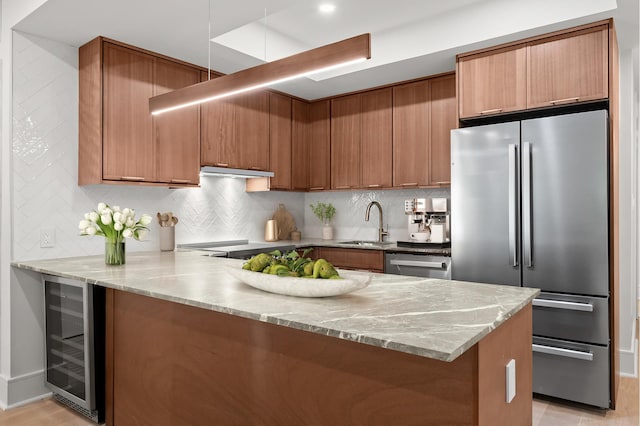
[618,47,639,377]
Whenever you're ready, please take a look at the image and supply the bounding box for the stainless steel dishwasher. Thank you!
[384,252,451,279]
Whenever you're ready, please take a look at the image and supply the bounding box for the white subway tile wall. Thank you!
[11,31,450,261]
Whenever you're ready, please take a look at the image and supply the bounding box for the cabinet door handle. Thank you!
[213,163,229,167]
[121,176,145,181]
[400,182,418,187]
[367,184,382,188]
[436,181,450,185]
[549,97,579,105]
[309,186,324,190]
[170,179,191,184]
[335,185,351,189]
[479,108,503,115]
[249,166,264,171]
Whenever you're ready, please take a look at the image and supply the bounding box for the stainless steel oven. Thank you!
[43,275,105,423]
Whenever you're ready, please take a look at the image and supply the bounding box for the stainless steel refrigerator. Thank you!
[451,110,610,408]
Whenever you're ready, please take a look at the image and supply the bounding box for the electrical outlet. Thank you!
[40,228,55,248]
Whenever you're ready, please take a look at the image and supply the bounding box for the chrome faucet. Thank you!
[365,201,389,243]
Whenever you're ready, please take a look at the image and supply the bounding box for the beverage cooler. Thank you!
[44,274,105,423]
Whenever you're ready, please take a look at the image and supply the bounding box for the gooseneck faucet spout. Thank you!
[365,201,389,243]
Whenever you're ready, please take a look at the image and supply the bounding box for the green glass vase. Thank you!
[105,240,125,265]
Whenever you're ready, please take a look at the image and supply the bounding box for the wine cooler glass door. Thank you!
[44,276,94,409]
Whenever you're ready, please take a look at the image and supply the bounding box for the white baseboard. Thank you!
[619,338,638,378]
[0,370,50,410]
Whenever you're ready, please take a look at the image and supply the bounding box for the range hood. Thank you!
[200,166,274,179]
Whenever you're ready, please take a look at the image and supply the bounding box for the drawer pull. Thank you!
[390,260,446,269]
[400,182,418,187]
[213,163,229,167]
[121,176,145,181]
[436,181,450,185]
[549,97,580,105]
[249,166,264,171]
[532,299,593,312]
[335,185,351,189]
[479,108,503,115]
[170,179,190,184]
[309,186,325,191]
[367,184,382,188]
[532,344,593,361]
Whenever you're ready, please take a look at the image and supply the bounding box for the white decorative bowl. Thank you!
[224,266,371,298]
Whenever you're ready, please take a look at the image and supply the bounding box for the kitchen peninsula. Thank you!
[13,251,538,425]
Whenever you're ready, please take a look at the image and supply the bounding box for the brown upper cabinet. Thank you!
[331,94,361,189]
[429,74,457,185]
[457,45,527,119]
[393,80,430,187]
[527,25,608,108]
[269,93,293,190]
[79,37,202,187]
[330,88,392,190]
[308,100,331,191]
[458,21,610,119]
[201,91,269,171]
[361,88,393,189]
[291,100,310,191]
[153,58,201,185]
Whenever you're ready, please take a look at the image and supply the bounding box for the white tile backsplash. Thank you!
[11,31,449,262]
[303,188,450,242]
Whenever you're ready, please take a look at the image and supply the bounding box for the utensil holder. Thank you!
[159,226,175,251]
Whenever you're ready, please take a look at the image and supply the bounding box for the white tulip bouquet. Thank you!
[79,202,152,264]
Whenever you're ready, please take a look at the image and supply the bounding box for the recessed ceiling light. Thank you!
[318,3,336,14]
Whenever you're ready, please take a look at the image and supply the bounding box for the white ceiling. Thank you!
[13,0,639,100]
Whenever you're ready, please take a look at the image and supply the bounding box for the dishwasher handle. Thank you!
[389,259,447,269]
[532,344,594,361]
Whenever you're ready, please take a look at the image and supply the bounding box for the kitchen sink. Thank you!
[338,240,394,247]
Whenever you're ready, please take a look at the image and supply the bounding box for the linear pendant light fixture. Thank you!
[149,33,371,115]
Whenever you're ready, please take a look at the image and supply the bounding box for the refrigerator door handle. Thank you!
[522,142,533,268]
[508,144,518,267]
[532,298,594,312]
[532,344,594,361]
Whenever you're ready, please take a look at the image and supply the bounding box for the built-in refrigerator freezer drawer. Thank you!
[532,336,610,408]
[533,293,609,345]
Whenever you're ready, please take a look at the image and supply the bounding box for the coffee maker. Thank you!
[399,197,450,247]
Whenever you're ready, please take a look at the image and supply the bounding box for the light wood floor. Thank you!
[0,379,637,426]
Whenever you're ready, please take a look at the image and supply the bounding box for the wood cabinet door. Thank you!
[102,43,154,181]
[331,94,361,189]
[361,88,392,189]
[291,100,309,191]
[429,74,456,186]
[201,71,237,168]
[308,101,331,191]
[153,59,200,185]
[458,45,527,118]
[314,247,384,272]
[236,92,269,171]
[393,80,430,187]
[527,25,608,109]
[269,93,292,189]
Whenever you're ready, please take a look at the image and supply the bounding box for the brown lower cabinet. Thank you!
[106,289,532,425]
[308,247,384,273]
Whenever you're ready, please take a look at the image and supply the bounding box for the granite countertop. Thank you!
[12,251,538,362]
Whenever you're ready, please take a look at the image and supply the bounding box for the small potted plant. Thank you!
[310,202,336,240]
